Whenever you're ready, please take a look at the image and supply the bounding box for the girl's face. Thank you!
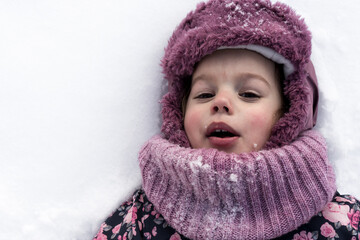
[184,49,282,154]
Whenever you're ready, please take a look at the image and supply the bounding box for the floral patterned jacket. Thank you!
[93,189,360,240]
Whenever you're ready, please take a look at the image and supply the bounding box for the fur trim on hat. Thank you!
[160,0,315,149]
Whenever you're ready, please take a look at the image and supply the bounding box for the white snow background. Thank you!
[0,0,359,239]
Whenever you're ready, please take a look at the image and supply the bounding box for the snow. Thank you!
[229,173,238,182]
[0,0,359,239]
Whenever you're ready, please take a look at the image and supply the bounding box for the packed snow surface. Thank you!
[0,0,359,239]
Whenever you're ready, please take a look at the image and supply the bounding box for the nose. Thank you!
[211,92,233,114]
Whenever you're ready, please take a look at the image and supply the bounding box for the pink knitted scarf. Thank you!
[139,130,336,240]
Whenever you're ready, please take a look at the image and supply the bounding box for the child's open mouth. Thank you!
[208,129,237,138]
[206,122,239,147]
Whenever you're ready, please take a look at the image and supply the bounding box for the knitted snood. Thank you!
[139,130,336,240]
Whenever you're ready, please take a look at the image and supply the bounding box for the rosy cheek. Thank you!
[184,109,202,136]
[247,111,276,138]
[248,112,271,127]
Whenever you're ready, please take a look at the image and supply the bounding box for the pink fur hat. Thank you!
[160,0,319,149]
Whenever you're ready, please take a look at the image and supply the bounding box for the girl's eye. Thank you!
[239,92,260,99]
[195,93,214,99]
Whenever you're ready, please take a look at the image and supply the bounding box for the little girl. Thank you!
[94,0,360,239]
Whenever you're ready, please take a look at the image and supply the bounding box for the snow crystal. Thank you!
[235,5,243,14]
[227,14,232,22]
[225,2,245,16]
[229,173,238,182]
[278,151,286,157]
[189,156,210,174]
[225,2,236,8]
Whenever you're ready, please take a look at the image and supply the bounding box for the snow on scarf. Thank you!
[139,130,336,239]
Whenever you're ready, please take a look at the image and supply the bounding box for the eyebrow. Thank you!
[192,72,271,87]
[192,74,212,86]
[239,73,271,87]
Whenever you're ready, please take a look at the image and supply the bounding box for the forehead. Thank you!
[195,49,275,73]
[192,49,278,86]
